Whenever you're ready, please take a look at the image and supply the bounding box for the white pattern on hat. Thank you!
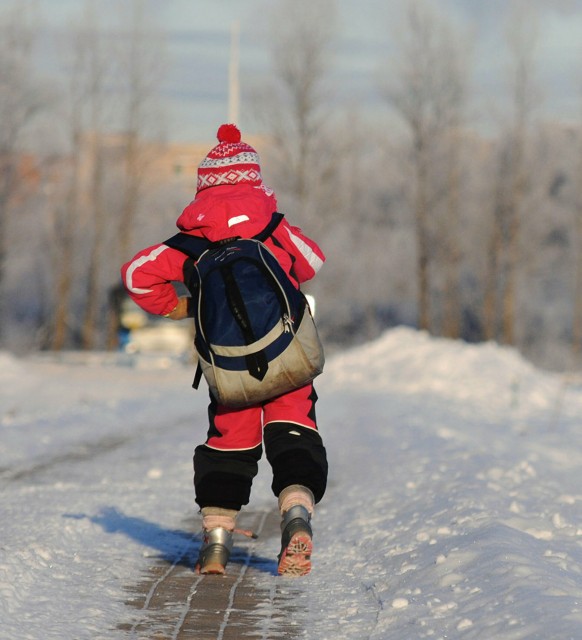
[197,124,262,192]
[199,151,260,169]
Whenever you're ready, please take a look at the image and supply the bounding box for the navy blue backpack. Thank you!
[164,212,324,407]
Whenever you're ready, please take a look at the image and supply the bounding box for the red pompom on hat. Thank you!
[197,124,262,192]
[216,123,241,143]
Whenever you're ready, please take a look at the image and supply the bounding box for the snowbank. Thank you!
[2,329,582,639]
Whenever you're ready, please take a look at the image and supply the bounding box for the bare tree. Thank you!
[48,0,165,350]
[0,3,43,345]
[50,18,89,350]
[498,1,540,346]
[78,3,114,349]
[483,149,508,342]
[434,29,470,339]
[383,0,470,333]
[573,120,582,365]
[253,0,339,234]
[115,0,166,263]
[50,1,115,350]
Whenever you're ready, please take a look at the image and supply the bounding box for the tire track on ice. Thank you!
[0,417,193,484]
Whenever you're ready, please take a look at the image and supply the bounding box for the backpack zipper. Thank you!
[283,314,293,333]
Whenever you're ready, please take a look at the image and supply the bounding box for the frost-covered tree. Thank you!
[0,3,43,346]
[252,0,340,233]
[498,1,541,346]
[382,0,471,334]
[46,0,166,350]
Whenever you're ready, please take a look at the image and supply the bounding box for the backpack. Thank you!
[163,212,325,407]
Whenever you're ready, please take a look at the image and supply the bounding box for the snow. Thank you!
[3,327,582,639]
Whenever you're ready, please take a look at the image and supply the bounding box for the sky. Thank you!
[3,0,582,141]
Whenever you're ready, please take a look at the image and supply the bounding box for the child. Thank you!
[121,124,328,576]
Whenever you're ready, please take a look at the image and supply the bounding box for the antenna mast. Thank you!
[228,21,240,124]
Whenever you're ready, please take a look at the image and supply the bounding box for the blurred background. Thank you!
[1,0,582,371]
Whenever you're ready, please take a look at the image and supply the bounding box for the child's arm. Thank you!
[273,222,326,284]
[121,243,187,317]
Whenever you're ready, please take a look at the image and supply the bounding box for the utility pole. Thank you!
[228,20,240,124]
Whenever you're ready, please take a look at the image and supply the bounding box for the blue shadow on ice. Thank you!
[64,507,278,574]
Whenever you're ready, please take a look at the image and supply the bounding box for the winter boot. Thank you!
[196,507,237,575]
[196,527,234,575]
[277,485,314,577]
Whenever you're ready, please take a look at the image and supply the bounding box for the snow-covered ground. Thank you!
[3,327,582,639]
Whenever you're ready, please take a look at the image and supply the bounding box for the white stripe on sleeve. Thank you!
[285,228,324,274]
[125,245,169,294]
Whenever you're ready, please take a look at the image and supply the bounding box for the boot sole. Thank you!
[196,537,232,576]
[197,561,226,575]
[277,532,312,577]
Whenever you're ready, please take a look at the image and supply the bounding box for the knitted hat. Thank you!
[197,124,262,192]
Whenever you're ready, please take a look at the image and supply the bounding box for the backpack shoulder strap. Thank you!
[163,233,210,392]
[253,211,284,242]
[163,233,211,260]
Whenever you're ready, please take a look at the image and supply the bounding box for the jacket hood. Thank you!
[176,184,278,242]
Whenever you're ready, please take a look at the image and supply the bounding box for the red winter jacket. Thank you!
[121,184,325,316]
